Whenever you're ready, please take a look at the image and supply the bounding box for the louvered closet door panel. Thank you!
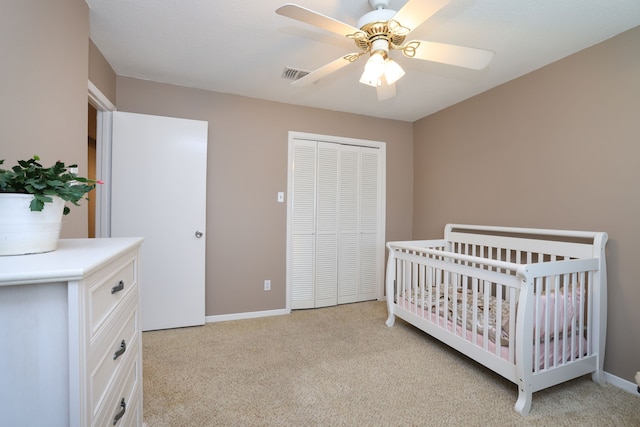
[358,147,380,301]
[291,235,315,308]
[291,141,317,234]
[358,232,378,300]
[359,148,379,234]
[315,234,337,307]
[290,140,317,309]
[338,146,359,304]
[315,143,339,307]
[338,233,358,304]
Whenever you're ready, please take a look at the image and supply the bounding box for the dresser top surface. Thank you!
[0,238,143,286]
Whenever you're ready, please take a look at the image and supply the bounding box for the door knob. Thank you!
[195,231,203,238]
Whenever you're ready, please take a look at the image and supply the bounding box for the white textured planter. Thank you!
[0,194,65,256]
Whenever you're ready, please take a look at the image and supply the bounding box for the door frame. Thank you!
[88,80,115,238]
[285,131,387,311]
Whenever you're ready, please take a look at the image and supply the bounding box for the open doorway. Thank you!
[88,103,97,238]
[88,80,116,238]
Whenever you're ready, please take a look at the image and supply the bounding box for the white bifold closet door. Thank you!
[289,137,381,309]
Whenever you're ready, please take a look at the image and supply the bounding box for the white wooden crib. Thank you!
[385,224,608,416]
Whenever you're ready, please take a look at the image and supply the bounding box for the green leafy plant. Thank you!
[0,155,100,215]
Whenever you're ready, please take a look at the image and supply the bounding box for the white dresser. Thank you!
[0,238,144,427]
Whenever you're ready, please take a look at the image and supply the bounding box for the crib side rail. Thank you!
[386,239,447,251]
[386,241,524,275]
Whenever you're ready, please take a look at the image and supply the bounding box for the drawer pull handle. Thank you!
[112,398,126,425]
[111,280,125,294]
[113,340,126,360]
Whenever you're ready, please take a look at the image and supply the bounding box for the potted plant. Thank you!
[0,155,100,256]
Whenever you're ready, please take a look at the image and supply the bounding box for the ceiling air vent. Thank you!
[281,67,309,81]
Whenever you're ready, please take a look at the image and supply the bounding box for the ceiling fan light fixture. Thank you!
[359,51,405,87]
[383,58,405,85]
[359,51,386,87]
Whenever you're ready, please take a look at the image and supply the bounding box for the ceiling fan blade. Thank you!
[391,0,451,34]
[276,3,363,38]
[291,54,359,87]
[404,40,495,70]
[376,80,396,101]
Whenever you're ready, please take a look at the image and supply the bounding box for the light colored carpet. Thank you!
[142,301,639,426]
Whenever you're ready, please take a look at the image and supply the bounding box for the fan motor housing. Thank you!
[355,9,405,52]
[355,20,407,52]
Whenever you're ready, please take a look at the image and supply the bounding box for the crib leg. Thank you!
[385,279,395,327]
[591,369,605,385]
[385,313,395,327]
[514,385,532,416]
[384,250,396,328]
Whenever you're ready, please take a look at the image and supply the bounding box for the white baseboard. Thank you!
[205,308,289,323]
[604,371,640,395]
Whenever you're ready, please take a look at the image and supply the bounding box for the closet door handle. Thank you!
[112,398,126,425]
[111,280,125,294]
[113,340,126,360]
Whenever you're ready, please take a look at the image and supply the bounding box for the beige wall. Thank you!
[0,0,89,238]
[115,77,414,316]
[89,39,117,105]
[413,26,640,382]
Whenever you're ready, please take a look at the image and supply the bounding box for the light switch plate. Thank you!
[277,192,284,203]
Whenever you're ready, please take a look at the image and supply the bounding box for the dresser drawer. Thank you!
[88,295,139,420]
[86,252,137,339]
[121,387,143,427]
[94,351,141,427]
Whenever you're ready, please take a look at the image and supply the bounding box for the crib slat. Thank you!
[419,264,425,318]
[582,272,589,358]
[461,275,468,341]
[560,274,569,364]
[472,277,479,339]
[483,280,490,350]
[552,275,561,368]
[508,288,516,362]
[425,265,431,322]
[411,256,420,314]
[496,284,503,356]
[534,277,542,373]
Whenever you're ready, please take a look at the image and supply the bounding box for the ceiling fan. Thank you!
[276,0,494,100]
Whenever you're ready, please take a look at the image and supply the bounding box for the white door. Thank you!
[111,112,208,331]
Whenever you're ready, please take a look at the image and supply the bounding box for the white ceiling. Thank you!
[87,0,640,122]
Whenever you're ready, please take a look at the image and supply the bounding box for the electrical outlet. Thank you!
[264,280,271,291]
